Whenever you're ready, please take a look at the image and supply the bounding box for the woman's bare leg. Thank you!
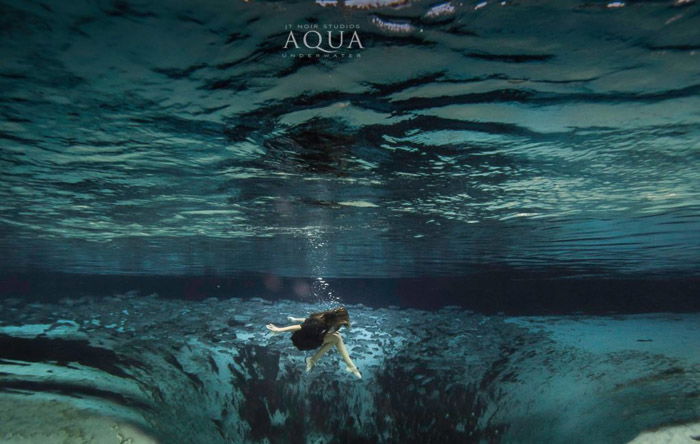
[306,335,335,372]
[331,333,362,378]
[306,333,361,378]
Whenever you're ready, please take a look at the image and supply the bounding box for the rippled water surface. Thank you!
[1,0,699,277]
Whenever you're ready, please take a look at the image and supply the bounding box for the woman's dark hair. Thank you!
[309,306,350,330]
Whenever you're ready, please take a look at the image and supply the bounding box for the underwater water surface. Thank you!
[0,0,699,442]
[0,0,698,278]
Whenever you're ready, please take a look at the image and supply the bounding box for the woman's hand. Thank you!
[266,323,282,333]
[266,323,301,334]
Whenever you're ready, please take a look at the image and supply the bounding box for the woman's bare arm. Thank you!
[287,316,306,323]
[266,323,302,333]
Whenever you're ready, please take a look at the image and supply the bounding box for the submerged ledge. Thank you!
[0,293,698,443]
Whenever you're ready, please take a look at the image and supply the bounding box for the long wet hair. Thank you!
[307,306,350,331]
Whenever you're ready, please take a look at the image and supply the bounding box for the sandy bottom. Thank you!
[0,397,158,444]
[628,422,700,444]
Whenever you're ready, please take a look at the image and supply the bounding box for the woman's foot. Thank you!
[346,365,362,379]
[306,357,315,372]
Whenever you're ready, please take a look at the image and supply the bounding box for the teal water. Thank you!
[0,0,699,443]
[0,0,698,278]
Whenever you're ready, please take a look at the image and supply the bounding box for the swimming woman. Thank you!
[266,306,362,379]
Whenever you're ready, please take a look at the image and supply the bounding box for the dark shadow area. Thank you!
[0,270,697,315]
[0,333,141,378]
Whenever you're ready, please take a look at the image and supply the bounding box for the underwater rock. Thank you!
[0,294,698,443]
[628,422,700,443]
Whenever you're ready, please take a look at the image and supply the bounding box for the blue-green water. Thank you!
[1,0,698,278]
[0,0,699,443]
